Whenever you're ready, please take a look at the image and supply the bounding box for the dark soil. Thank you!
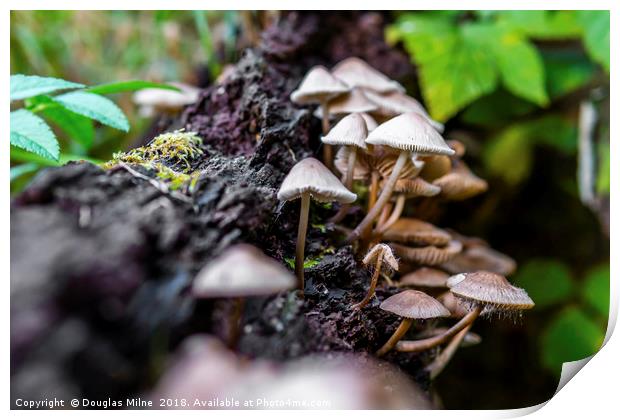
[11,11,431,405]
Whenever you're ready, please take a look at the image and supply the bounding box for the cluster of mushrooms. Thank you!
[190,57,534,381]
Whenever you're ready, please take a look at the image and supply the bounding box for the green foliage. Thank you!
[52,91,129,132]
[514,260,574,309]
[10,74,84,100]
[596,141,610,194]
[541,307,605,374]
[582,265,610,318]
[86,80,181,95]
[388,10,609,121]
[10,109,60,161]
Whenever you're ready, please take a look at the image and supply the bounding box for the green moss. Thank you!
[102,129,203,190]
[284,246,336,269]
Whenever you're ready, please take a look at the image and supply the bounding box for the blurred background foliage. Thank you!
[10,10,610,408]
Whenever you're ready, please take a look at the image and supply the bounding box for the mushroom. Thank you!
[278,158,356,291]
[394,271,534,356]
[389,240,463,266]
[360,112,378,131]
[433,161,488,201]
[352,243,398,310]
[315,87,379,120]
[331,57,405,93]
[414,327,481,348]
[363,89,444,132]
[398,267,450,290]
[441,242,517,276]
[376,290,450,356]
[290,65,350,168]
[192,244,296,346]
[133,82,200,117]
[419,155,452,181]
[382,218,451,247]
[347,113,454,243]
[446,139,466,158]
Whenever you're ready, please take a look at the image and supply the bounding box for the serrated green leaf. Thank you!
[52,91,129,131]
[577,11,610,72]
[483,124,533,185]
[10,74,84,101]
[543,49,596,99]
[514,260,574,309]
[541,307,605,375]
[10,109,60,161]
[86,80,181,95]
[582,265,610,318]
[41,106,95,151]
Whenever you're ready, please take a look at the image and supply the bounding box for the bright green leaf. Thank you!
[10,109,60,161]
[10,74,84,101]
[582,265,610,318]
[86,80,181,95]
[41,106,95,151]
[10,163,39,181]
[52,91,130,132]
[541,307,605,375]
[10,146,102,167]
[497,10,581,39]
[514,259,574,309]
[577,11,610,72]
[596,141,610,194]
[543,49,596,99]
[483,124,533,185]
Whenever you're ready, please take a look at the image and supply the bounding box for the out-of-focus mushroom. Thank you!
[389,240,462,266]
[133,82,200,117]
[414,327,481,348]
[382,218,452,247]
[278,158,356,291]
[352,244,398,310]
[331,57,405,93]
[446,139,466,158]
[398,267,450,289]
[192,244,296,345]
[441,242,517,276]
[347,113,454,243]
[419,155,452,181]
[363,89,444,132]
[376,290,450,356]
[433,161,488,201]
[360,112,378,131]
[317,87,379,119]
[436,291,470,318]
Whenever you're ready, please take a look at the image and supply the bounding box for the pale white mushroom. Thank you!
[133,82,200,117]
[332,57,405,93]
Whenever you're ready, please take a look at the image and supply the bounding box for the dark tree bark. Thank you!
[11,12,427,403]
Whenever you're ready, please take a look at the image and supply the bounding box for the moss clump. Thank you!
[102,130,203,190]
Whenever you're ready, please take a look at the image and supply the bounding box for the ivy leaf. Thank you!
[541,307,605,375]
[10,109,60,161]
[10,74,84,101]
[582,265,610,318]
[52,91,130,132]
[513,260,574,309]
[577,11,610,72]
[86,80,181,95]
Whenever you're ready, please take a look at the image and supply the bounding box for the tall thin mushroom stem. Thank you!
[228,297,246,349]
[425,323,473,380]
[352,248,384,310]
[368,171,379,212]
[374,194,405,236]
[320,102,333,170]
[329,147,358,223]
[394,306,482,353]
[376,318,413,357]
[348,151,409,243]
[295,192,311,293]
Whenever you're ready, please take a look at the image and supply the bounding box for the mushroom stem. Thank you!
[228,297,246,349]
[295,192,311,292]
[329,147,358,223]
[376,317,413,357]
[425,322,473,380]
[320,102,333,170]
[352,248,384,310]
[394,306,482,353]
[374,194,405,236]
[368,170,379,212]
[377,202,392,228]
[348,151,409,243]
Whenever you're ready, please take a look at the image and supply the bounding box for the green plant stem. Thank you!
[295,192,311,294]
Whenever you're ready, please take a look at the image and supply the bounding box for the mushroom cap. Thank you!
[277,157,357,203]
[365,113,455,155]
[383,218,452,247]
[437,291,471,318]
[362,243,398,271]
[433,162,488,200]
[321,113,368,149]
[290,65,350,104]
[324,88,379,115]
[192,245,296,298]
[389,241,463,266]
[376,153,425,180]
[398,267,450,288]
[449,271,535,310]
[332,57,405,93]
[364,90,445,133]
[360,112,378,131]
[383,177,442,198]
[446,139,466,158]
[133,82,200,109]
[380,290,450,319]
[441,245,517,277]
[334,147,372,181]
[420,155,452,181]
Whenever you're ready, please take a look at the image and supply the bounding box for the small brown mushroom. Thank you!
[441,242,517,276]
[352,244,398,310]
[278,158,356,291]
[382,218,452,247]
[389,240,462,266]
[331,57,405,93]
[398,267,450,289]
[347,113,454,243]
[376,290,450,356]
[433,161,488,201]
